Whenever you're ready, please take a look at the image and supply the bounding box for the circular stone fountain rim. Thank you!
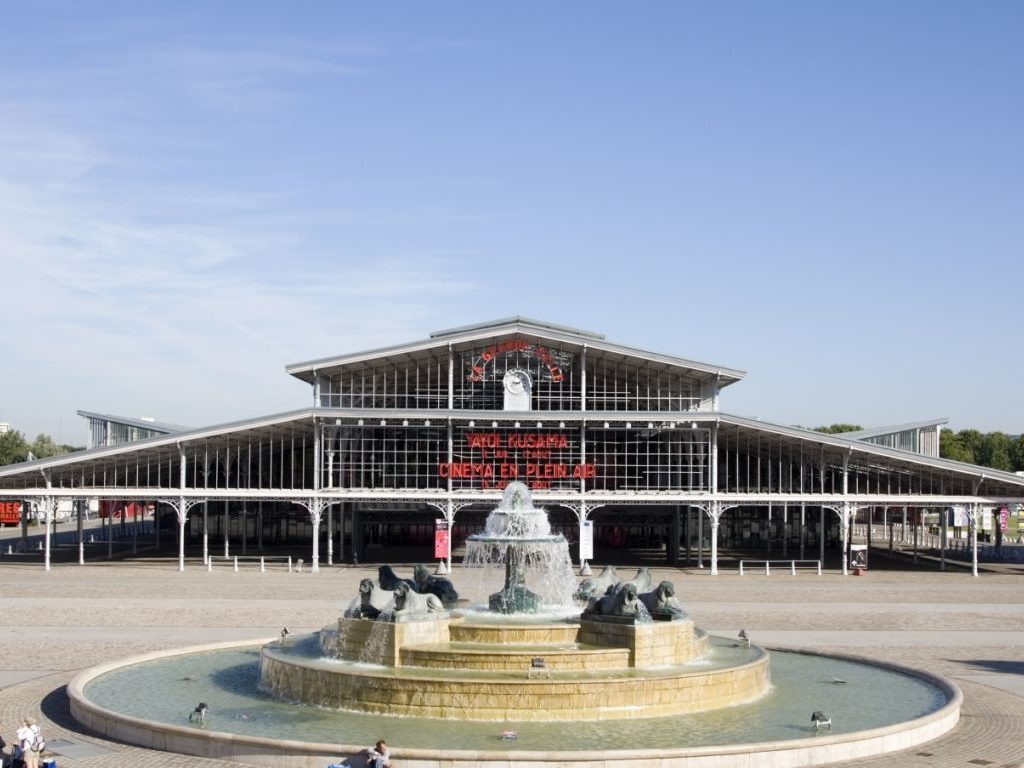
[67,637,963,768]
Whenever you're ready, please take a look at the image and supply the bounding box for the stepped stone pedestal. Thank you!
[264,614,769,722]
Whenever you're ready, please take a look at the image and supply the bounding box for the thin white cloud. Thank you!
[0,26,489,441]
[0,134,477,444]
[0,36,375,128]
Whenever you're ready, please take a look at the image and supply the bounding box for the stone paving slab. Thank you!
[0,562,1022,768]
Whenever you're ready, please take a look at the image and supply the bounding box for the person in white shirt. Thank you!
[18,718,41,768]
[366,739,390,768]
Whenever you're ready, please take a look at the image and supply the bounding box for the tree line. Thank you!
[939,429,1024,473]
[0,430,83,466]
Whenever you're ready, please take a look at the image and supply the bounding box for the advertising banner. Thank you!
[999,506,1008,532]
[849,544,868,570]
[434,519,450,559]
[579,519,594,561]
[950,506,969,528]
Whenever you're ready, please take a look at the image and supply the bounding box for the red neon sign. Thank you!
[438,431,596,490]
[466,339,565,383]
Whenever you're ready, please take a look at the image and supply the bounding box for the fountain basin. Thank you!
[68,638,961,768]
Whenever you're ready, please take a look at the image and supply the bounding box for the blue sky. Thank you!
[1,1,1021,444]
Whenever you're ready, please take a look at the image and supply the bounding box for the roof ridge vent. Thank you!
[430,316,605,341]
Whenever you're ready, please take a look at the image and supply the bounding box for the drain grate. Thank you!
[45,738,116,759]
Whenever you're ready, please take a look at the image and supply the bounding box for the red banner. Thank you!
[434,520,449,559]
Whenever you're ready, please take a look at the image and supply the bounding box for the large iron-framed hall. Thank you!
[2,317,1023,576]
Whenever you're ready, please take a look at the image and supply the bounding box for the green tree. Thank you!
[813,423,864,434]
[29,433,68,460]
[0,430,29,465]
[0,431,81,465]
[940,430,974,463]
[978,432,1014,472]
[957,429,984,463]
[1011,435,1024,473]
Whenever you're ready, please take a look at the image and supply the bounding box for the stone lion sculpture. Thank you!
[573,565,619,601]
[412,563,460,607]
[393,582,445,619]
[378,564,416,591]
[343,577,393,619]
[638,580,687,620]
[582,582,650,621]
[615,566,652,595]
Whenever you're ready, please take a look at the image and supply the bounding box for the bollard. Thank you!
[739,561,745,576]
[764,562,770,576]
[817,561,822,575]
[297,559,304,573]
[791,561,796,575]
[234,556,239,572]
[287,556,293,573]
[260,556,266,573]
[207,558,213,572]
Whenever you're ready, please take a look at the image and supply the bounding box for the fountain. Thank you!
[259,482,750,721]
[67,483,963,766]
[463,482,577,613]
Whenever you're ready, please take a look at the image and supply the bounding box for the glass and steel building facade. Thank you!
[2,317,1022,573]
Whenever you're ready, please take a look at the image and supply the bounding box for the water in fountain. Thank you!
[359,609,394,664]
[462,482,577,613]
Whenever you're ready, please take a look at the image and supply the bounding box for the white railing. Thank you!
[738,559,821,576]
[207,554,295,572]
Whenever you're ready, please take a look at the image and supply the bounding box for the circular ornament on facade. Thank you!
[503,369,531,395]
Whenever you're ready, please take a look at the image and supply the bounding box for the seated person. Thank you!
[366,739,390,768]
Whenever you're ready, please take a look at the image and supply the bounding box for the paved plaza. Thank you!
[0,557,1022,768]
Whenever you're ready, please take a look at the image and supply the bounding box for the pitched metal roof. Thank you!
[0,409,315,478]
[2,407,1022,498]
[76,410,188,435]
[839,419,949,441]
[285,317,746,384]
[429,316,606,341]
[714,412,1024,489]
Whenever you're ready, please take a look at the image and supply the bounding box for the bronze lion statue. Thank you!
[615,566,652,595]
[573,565,619,601]
[343,577,392,619]
[582,582,649,621]
[393,582,445,618]
[412,563,459,607]
[639,580,687,620]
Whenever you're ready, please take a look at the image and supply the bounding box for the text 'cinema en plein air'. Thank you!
[438,432,596,489]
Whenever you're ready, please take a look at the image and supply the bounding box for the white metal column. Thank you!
[709,502,722,576]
